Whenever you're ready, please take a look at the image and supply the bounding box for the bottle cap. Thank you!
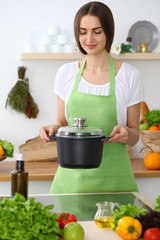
[15,153,24,161]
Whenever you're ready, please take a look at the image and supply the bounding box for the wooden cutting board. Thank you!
[78,221,143,240]
[78,221,122,240]
[19,136,57,162]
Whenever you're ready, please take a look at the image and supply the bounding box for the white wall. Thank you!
[0,0,160,159]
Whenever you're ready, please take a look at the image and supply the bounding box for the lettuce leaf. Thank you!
[145,110,160,126]
[154,195,160,212]
[0,139,14,157]
[0,193,62,239]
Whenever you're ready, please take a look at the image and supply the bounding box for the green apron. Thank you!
[50,56,138,194]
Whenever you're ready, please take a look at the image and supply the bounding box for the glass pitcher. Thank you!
[94,201,120,229]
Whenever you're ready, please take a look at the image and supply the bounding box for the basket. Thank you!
[0,156,6,161]
[140,130,160,158]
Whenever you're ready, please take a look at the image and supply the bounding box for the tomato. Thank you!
[144,228,160,240]
[63,222,85,240]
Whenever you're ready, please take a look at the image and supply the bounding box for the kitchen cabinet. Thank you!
[1,159,160,182]
[0,159,160,203]
[19,52,160,60]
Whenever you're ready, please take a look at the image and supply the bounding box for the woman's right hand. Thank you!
[39,124,59,142]
[39,96,67,142]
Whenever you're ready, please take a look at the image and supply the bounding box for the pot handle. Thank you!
[101,137,111,143]
[48,135,57,141]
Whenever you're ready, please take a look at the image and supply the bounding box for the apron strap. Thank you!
[72,58,87,92]
[109,55,115,96]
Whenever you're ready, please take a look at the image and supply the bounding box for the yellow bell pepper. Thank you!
[116,216,142,240]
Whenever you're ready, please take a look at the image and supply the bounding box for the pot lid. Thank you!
[57,118,103,137]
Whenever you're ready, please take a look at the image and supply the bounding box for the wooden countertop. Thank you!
[0,158,160,182]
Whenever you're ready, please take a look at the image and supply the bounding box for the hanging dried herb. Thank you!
[5,66,39,118]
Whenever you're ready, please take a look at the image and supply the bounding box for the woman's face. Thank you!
[79,15,107,55]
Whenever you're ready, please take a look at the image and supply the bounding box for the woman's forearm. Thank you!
[55,121,67,128]
[125,126,139,146]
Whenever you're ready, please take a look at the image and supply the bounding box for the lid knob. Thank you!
[72,118,87,128]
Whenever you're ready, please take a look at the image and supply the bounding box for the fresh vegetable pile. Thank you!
[139,102,160,131]
[113,203,147,230]
[0,193,62,240]
[113,195,160,240]
[0,138,14,158]
[139,102,160,170]
[0,193,85,240]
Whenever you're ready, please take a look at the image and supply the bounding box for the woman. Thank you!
[39,1,144,194]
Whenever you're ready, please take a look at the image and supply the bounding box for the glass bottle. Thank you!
[11,153,28,199]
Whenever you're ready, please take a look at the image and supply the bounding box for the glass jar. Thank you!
[94,201,120,229]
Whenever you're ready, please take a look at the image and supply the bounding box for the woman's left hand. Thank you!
[108,125,129,144]
[107,103,140,145]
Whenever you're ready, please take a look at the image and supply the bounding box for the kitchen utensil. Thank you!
[94,201,120,229]
[127,20,159,52]
[47,25,61,35]
[49,117,110,169]
[138,35,151,53]
[57,34,72,44]
[50,44,64,53]
[38,43,50,53]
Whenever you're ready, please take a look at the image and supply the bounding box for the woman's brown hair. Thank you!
[74,1,115,54]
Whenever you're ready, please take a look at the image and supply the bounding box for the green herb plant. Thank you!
[120,43,132,53]
[5,66,39,119]
[0,193,62,240]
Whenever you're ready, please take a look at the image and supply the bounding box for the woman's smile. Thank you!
[86,44,96,49]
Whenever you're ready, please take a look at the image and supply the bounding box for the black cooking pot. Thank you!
[49,118,110,169]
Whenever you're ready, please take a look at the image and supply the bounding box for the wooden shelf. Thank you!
[19,52,160,60]
[19,53,84,60]
[112,52,160,60]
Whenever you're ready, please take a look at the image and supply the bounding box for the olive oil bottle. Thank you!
[11,153,28,199]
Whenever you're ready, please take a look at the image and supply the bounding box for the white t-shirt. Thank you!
[54,60,144,125]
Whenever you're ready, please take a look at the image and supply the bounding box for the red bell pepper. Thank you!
[57,212,77,229]
[158,123,160,130]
